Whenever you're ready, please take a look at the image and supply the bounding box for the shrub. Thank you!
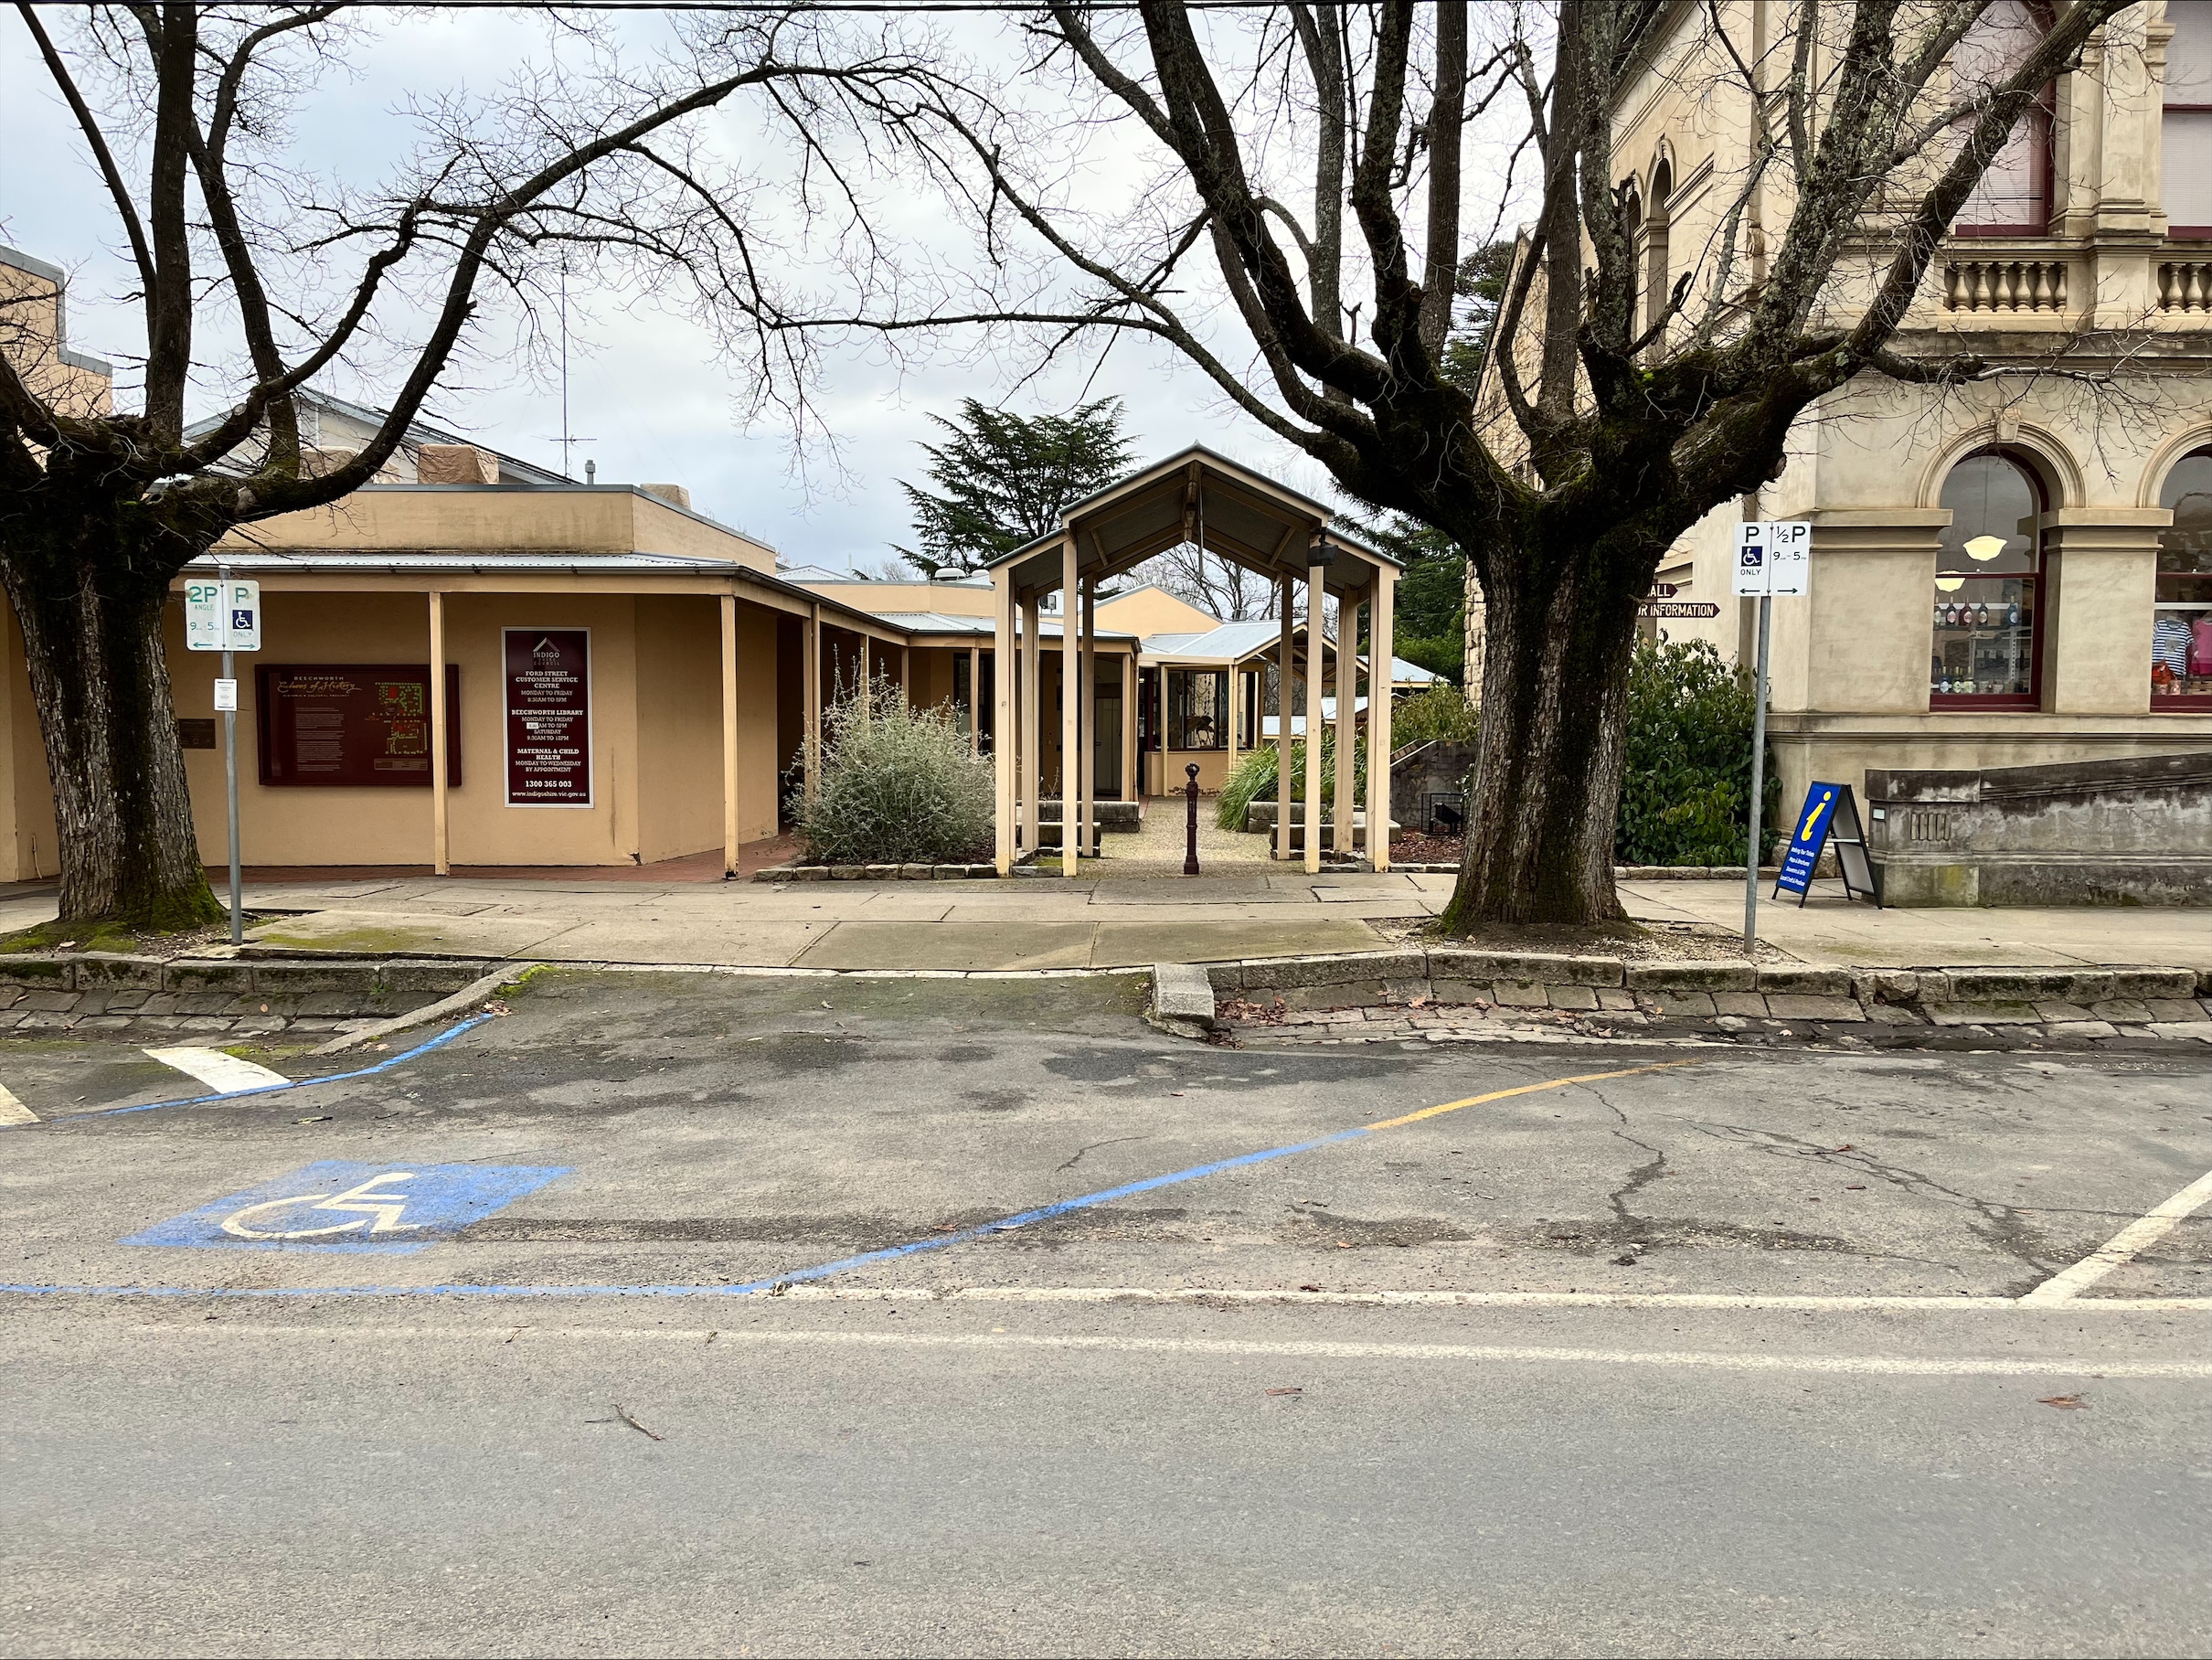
[1388,682,1480,750]
[792,676,994,865]
[1215,726,1366,831]
[1614,640,1782,866]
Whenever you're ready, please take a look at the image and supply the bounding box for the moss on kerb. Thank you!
[247,923,457,956]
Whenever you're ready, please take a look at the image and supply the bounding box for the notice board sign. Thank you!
[255,665,461,787]
[505,629,592,807]
[1773,782,1879,907]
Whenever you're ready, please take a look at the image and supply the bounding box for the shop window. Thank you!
[1931,452,2045,708]
[2154,448,2212,705]
[1164,667,1228,750]
[2165,0,2212,236]
[1952,0,2055,235]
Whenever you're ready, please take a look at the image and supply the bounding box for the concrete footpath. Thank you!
[0,869,2191,975]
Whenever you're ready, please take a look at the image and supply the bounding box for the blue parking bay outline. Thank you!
[124,1161,572,1254]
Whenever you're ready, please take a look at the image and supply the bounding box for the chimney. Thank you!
[415,443,497,484]
[641,483,691,511]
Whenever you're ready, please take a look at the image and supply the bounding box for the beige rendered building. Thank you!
[1485,2,2212,817]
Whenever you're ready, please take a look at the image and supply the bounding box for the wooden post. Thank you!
[1021,591,1041,858]
[858,634,872,723]
[428,590,450,876]
[1061,538,1081,878]
[1370,566,1396,871]
[804,603,822,803]
[993,574,1016,873]
[1122,648,1138,803]
[1225,659,1239,777]
[968,644,982,756]
[1303,559,1324,876]
[1335,591,1359,860]
[1276,578,1293,861]
[899,644,910,707]
[1079,575,1096,858]
[720,593,740,878]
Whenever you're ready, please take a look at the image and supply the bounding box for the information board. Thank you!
[1773,781,1880,907]
[505,629,592,807]
[255,665,462,787]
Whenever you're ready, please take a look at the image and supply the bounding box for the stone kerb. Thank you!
[1185,947,2212,1040]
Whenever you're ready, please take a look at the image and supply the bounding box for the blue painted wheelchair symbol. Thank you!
[125,1161,569,1253]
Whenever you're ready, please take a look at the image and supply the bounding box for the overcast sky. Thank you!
[0,5,1362,571]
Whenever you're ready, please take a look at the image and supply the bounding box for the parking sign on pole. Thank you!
[184,570,261,943]
[1730,522,1811,954]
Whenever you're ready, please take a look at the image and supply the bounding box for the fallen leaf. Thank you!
[1265,1387,1303,1397]
[1334,1240,1353,1249]
[2037,1394,2088,1410]
[292,1114,331,1124]
[1845,1184,1867,1190]
[1168,1091,1185,1097]
[1297,1283,1323,1293]
[1613,1253,1640,1267]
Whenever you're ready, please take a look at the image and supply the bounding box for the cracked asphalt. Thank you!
[5,969,2211,1655]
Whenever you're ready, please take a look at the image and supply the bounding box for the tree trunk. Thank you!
[1438,556,1640,931]
[4,535,220,932]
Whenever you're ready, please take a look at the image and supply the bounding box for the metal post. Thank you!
[1183,762,1201,876]
[219,563,241,944]
[1742,593,1772,953]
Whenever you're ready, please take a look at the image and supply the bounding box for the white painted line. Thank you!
[126,1323,2212,1379]
[0,1083,36,1124]
[759,1285,2207,1313]
[142,1047,291,1095]
[2022,1165,2212,1304]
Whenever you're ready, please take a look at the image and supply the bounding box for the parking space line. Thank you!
[142,1048,291,1095]
[2021,1164,2212,1304]
[90,1323,2212,1380]
[0,1082,36,1124]
[0,1014,495,1129]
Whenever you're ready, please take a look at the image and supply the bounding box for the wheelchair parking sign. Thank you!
[126,1161,569,1253]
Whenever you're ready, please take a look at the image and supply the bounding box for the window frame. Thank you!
[1163,666,1229,751]
[1951,0,2058,237]
[1930,448,2049,713]
[2163,1,2212,238]
[2153,445,2212,709]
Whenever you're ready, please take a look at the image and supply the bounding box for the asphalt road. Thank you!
[4,970,2209,1657]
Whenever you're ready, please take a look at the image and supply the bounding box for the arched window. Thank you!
[1644,157,1674,335]
[2154,448,2212,704]
[1932,452,2045,707]
[1953,0,2056,235]
[2164,0,2212,236]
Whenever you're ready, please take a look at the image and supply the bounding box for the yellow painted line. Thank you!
[1365,1060,1700,1132]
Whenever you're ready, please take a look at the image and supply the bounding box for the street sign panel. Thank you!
[1732,521,1812,597]
[1637,601,1721,619]
[185,578,261,652]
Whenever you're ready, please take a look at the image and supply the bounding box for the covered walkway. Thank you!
[987,447,1401,878]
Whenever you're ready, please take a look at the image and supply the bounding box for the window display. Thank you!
[2154,449,2212,707]
[1165,668,1228,750]
[1930,452,2043,706]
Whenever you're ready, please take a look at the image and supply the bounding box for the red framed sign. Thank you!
[504,629,592,807]
[255,664,461,787]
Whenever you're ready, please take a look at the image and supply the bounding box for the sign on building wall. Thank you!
[504,629,592,807]
[255,665,461,786]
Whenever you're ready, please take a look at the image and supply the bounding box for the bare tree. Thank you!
[750,0,2132,929]
[1130,540,1278,619]
[0,4,944,929]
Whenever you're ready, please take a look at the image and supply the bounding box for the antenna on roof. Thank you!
[544,255,595,480]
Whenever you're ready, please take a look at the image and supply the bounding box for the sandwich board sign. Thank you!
[1773,782,1880,907]
[185,577,261,652]
[1732,521,1811,597]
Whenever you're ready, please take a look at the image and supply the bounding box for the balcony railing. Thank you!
[1942,258,2069,313]
[2158,261,2212,312]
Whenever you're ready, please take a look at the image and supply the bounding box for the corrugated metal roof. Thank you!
[868,612,1137,642]
[187,549,747,575]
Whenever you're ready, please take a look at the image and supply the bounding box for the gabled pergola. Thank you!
[988,446,1401,877]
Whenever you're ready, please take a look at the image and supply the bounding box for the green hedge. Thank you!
[1616,640,1781,866]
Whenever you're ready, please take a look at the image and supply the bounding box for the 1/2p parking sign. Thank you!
[1732,521,1811,597]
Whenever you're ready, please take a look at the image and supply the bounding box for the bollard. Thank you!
[1183,762,1201,876]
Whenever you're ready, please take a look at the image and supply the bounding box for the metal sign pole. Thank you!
[220,563,242,944]
[1742,592,1771,954]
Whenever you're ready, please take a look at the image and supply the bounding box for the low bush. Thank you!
[1615,640,1781,866]
[791,676,994,865]
[1215,726,1366,831]
[1388,682,1479,750]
